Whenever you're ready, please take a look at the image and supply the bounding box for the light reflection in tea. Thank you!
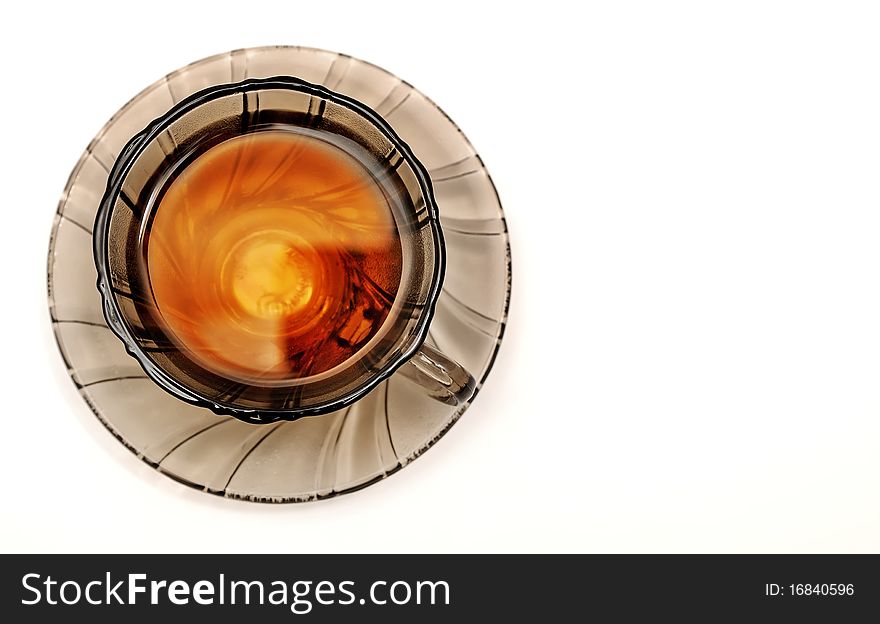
[145,130,403,384]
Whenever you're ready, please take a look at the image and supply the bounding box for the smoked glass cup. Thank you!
[93,76,475,424]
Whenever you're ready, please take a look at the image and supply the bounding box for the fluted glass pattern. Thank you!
[48,47,510,502]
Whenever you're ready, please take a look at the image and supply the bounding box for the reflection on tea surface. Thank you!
[146,130,403,384]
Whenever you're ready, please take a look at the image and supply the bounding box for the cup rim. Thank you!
[93,76,446,424]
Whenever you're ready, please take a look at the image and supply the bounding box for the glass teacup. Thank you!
[93,76,474,424]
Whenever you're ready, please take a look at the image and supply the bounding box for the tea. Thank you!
[145,130,403,384]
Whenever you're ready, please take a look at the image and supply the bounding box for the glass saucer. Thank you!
[47,47,510,502]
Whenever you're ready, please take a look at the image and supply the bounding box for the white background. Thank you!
[2,0,880,552]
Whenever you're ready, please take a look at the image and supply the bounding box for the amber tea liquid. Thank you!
[145,130,403,384]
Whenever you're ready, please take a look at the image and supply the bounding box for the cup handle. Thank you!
[398,343,477,406]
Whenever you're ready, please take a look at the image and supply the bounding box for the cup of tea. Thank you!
[93,76,475,424]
